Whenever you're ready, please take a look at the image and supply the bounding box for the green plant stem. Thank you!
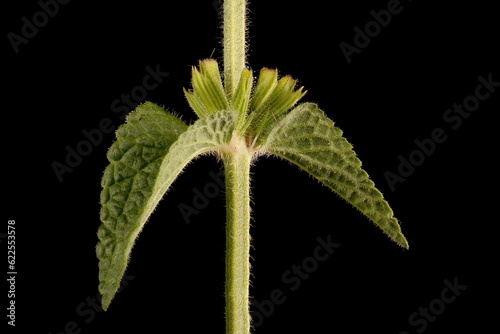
[223,1,251,332]
[223,135,252,334]
[223,0,247,100]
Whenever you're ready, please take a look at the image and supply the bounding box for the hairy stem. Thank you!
[223,0,247,100]
[223,135,252,334]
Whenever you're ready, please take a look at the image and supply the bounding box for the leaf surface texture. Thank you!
[97,102,237,309]
[263,103,408,248]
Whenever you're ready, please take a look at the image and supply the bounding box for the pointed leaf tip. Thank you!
[97,106,238,309]
[97,102,188,309]
[263,103,408,247]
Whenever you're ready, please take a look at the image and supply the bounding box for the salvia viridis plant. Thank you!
[96,0,409,332]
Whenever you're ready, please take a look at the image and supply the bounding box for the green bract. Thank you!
[97,60,408,312]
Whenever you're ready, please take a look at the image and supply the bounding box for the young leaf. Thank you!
[262,103,408,248]
[97,103,237,310]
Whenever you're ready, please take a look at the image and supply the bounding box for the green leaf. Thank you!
[262,103,408,248]
[97,102,237,310]
[97,102,187,310]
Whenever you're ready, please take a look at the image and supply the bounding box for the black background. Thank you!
[4,0,498,333]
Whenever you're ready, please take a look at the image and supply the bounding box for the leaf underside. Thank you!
[263,103,408,248]
[97,101,237,310]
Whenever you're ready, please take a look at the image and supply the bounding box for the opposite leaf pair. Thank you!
[97,59,408,311]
